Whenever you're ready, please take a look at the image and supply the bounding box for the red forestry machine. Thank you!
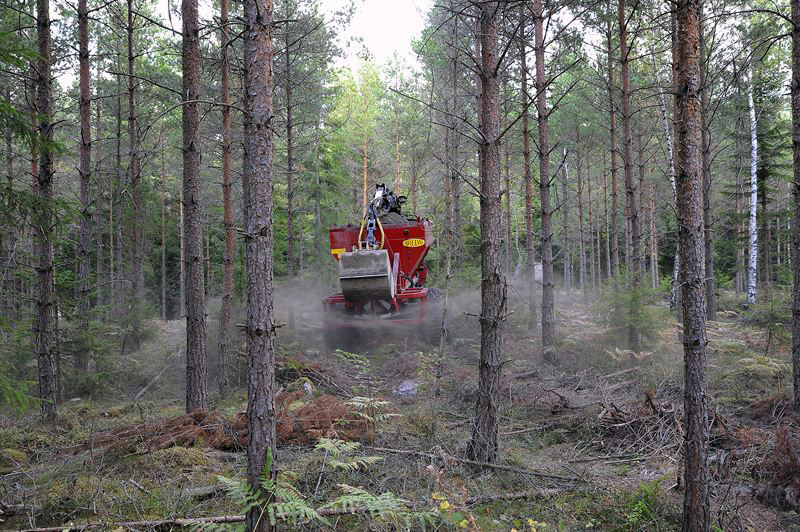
[322,184,437,350]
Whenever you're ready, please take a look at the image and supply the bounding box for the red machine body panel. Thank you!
[323,218,433,323]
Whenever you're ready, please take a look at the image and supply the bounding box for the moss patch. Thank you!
[0,447,27,472]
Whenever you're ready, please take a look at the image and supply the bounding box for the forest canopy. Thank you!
[2,0,800,530]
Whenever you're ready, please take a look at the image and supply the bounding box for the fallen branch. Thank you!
[513,370,540,380]
[132,361,173,403]
[184,484,225,500]
[368,446,580,482]
[465,488,566,506]
[22,504,429,531]
[568,453,640,464]
[602,367,638,380]
[21,489,576,531]
[21,515,246,532]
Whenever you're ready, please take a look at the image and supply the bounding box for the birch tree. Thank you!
[747,64,758,305]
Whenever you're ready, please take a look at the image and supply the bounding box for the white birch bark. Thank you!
[747,64,759,304]
[651,35,679,307]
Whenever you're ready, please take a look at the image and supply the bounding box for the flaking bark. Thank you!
[242,0,277,528]
[35,0,57,420]
[675,0,710,528]
[466,0,506,466]
[77,0,92,364]
[619,0,642,351]
[519,4,537,327]
[183,0,209,413]
[791,0,800,411]
[217,0,233,398]
[534,0,555,357]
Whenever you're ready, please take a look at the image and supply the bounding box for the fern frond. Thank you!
[328,456,383,471]
[272,499,329,527]
[315,437,361,457]
[217,475,262,513]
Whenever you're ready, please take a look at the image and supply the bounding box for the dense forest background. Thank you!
[1,0,792,392]
[1,0,800,529]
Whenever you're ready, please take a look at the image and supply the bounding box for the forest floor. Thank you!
[1,286,800,531]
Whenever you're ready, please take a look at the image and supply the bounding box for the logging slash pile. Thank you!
[62,390,371,455]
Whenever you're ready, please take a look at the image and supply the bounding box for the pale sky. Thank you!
[56,0,431,87]
[326,0,432,71]
[159,0,432,70]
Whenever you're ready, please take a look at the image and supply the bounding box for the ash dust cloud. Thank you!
[269,266,484,356]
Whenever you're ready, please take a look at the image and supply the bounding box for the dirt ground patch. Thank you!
[2,291,800,530]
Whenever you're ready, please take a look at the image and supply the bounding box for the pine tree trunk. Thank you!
[95,59,104,309]
[452,30,462,274]
[217,0,233,397]
[520,9,537,326]
[127,0,143,301]
[747,65,758,304]
[577,138,586,298]
[700,19,716,320]
[504,109,512,276]
[736,163,744,293]
[466,0,505,465]
[77,0,92,365]
[534,0,555,357]
[448,9,461,273]
[160,149,167,321]
[411,151,418,215]
[179,187,185,316]
[794,0,800,409]
[597,192,602,286]
[444,24,454,260]
[760,175,771,287]
[624,200,631,272]
[444,126,453,264]
[3,98,15,322]
[638,134,646,261]
[28,75,37,317]
[652,42,679,301]
[619,0,642,351]
[35,0,57,420]
[604,167,611,280]
[607,21,621,279]
[650,179,659,289]
[285,19,295,285]
[362,140,368,215]
[588,160,596,291]
[562,152,570,292]
[453,168,463,271]
[242,0,277,527]
[675,0,710,528]
[671,7,682,311]
[183,0,208,413]
[395,84,402,191]
[111,65,122,312]
[314,146,322,270]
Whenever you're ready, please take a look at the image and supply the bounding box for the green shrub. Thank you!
[596,273,668,350]
[744,292,791,355]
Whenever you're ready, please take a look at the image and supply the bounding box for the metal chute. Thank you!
[337,184,404,302]
[338,249,395,302]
